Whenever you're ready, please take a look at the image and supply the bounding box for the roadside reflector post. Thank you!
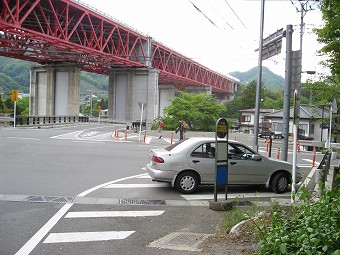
[312,147,316,167]
[170,133,173,145]
[143,131,147,143]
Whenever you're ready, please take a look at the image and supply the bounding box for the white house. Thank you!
[264,105,330,141]
[238,108,276,134]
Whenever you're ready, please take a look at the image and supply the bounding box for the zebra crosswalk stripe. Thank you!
[65,210,165,218]
[43,231,135,243]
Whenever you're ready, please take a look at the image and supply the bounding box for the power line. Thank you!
[207,2,234,30]
[188,0,219,28]
[224,0,248,30]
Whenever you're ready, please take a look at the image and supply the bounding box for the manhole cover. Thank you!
[148,232,211,251]
[119,198,166,205]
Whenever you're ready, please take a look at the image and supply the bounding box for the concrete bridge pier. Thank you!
[185,85,212,95]
[158,85,176,116]
[29,65,80,116]
[108,68,160,124]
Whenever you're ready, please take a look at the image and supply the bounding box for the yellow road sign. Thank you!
[11,90,19,102]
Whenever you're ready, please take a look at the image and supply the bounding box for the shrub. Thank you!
[254,188,340,255]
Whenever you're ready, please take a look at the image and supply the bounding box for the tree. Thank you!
[314,0,340,77]
[163,91,226,132]
[241,80,266,109]
[225,81,282,120]
[17,97,29,116]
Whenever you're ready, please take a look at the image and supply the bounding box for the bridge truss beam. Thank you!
[0,0,235,93]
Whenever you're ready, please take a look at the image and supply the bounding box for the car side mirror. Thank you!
[251,154,262,161]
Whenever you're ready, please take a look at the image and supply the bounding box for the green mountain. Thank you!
[229,66,285,90]
[0,56,108,95]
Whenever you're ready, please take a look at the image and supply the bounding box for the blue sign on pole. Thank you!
[216,165,228,185]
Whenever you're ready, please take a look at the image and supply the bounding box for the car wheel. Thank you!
[271,173,289,194]
[175,172,199,194]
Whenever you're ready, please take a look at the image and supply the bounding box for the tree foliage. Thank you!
[162,91,226,131]
[0,92,29,116]
[225,80,282,119]
[314,0,340,77]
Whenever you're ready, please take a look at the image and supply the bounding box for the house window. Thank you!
[272,122,283,132]
[299,124,308,136]
[243,115,251,122]
[310,124,314,134]
[240,115,251,122]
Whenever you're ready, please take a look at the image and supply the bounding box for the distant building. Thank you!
[238,108,276,134]
[264,105,330,141]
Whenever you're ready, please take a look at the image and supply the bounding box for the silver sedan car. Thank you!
[146,137,301,194]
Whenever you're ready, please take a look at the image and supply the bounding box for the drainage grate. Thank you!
[119,198,166,205]
[148,232,211,252]
[169,232,206,245]
[24,195,74,204]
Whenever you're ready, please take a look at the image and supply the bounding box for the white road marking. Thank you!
[50,130,82,139]
[72,141,105,144]
[103,183,170,189]
[77,173,148,197]
[6,137,40,140]
[15,173,147,254]
[298,164,315,167]
[14,204,72,255]
[136,173,151,178]
[303,159,320,165]
[145,136,152,144]
[181,192,289,201]
[65,210,164,218]
[43,231,135,243]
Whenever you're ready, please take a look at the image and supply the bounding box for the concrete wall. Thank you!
[108,68,159,123]
[159,85,176,117]
[30,65,80,116]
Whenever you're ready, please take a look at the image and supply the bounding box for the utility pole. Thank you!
[253,0,265,152]
[290,0,318,202]
[281,25,294,162]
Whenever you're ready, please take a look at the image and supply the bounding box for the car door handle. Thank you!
[230,162,237,165]
[192,160,200,163]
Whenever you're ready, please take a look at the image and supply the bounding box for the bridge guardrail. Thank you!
[2,116,89,127]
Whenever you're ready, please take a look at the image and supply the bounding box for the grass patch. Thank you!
[221,202,261,233]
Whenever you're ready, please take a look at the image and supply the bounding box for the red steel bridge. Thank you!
[0,0,236,93]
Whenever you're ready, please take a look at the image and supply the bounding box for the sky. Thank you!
[79,0,328,82]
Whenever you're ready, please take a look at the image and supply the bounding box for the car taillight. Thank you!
[152,156,164,163]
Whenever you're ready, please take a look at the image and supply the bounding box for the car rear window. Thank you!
[164,138,188,151]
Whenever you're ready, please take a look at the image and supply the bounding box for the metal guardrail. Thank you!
[1,116,89,126]
[315,150,333,196]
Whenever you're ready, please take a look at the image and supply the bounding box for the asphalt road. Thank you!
[0,124,326,255]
